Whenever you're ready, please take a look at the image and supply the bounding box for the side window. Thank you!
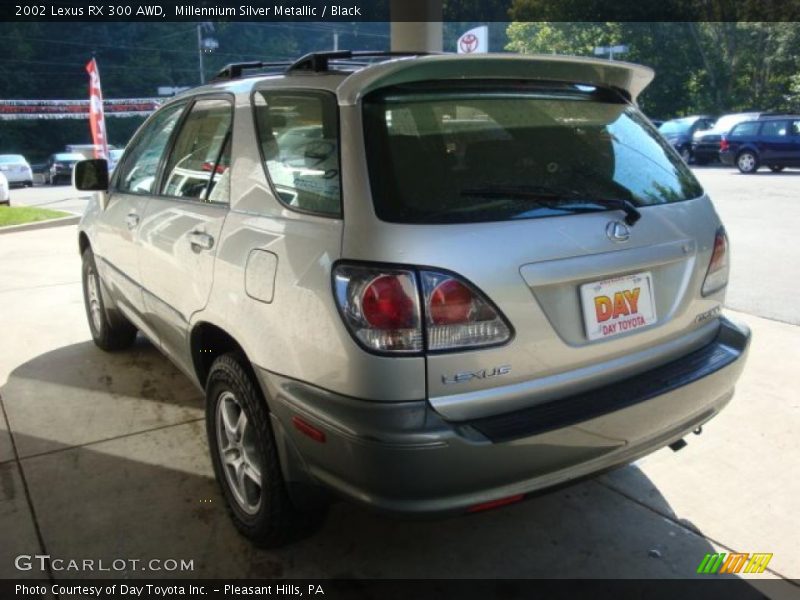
[792,120,800,135]
[161,98,233,203]
[117,103,185,194]
[730,122,759,138]
[253,90,341,217]
[760,121,787,137]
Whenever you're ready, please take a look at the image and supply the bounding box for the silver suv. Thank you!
[75,51,750,546]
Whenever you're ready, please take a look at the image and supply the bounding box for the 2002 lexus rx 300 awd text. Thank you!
[74,51,751,546]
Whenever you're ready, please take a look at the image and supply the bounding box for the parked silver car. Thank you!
[0,154,33,187]
[75,51,750,546]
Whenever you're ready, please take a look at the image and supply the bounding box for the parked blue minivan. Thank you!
[720,115,800,173]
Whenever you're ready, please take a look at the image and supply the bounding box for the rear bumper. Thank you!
[256,317,750,514]
[691,143,721,160]
[719,151,736,166]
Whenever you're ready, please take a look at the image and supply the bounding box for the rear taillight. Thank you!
[720,138,730,152]
[333,265,422,353]
[420,271,511,351]
[702,227,729,296]
[333,264,512,354]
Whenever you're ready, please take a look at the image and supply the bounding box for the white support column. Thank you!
[390,0,443,52]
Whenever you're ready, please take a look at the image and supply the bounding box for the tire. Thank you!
[24,180,33,187]
[81,248,137,351]
[736,150,759,174]
[679,146,692,163]
[769,165,785,173]
[206,354,320,547]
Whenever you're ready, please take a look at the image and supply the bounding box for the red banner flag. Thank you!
[86,58,109,160]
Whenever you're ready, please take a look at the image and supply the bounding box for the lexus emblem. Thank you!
[606,220,631,243]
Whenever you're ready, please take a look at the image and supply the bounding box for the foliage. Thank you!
[506,18,800,118]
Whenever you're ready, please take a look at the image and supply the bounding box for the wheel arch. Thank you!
[78,230,90,255]
[737,144,759,158]
[190,321,255,389]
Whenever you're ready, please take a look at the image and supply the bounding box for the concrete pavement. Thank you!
[0,170,798,592]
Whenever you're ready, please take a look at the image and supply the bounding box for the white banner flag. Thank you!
[457,26,489,54]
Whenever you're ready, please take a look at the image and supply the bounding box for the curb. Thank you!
[0,215,80,235]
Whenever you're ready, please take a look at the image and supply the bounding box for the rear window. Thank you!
[362,83,703,225]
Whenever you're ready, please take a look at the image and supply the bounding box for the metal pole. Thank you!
[333,31,339,51]
[197,25,205,84]
[390,0,443,52]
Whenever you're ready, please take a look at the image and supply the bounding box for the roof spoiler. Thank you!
[336,54,655,106]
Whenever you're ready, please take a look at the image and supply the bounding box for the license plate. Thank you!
[580,271,657,341]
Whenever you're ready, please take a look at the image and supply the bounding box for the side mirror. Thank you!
[73,159,109,191]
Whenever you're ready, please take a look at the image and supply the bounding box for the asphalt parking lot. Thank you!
[0,170,798,593]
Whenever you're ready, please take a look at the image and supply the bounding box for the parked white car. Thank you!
[0,154,33,187]
[0,171,9,205]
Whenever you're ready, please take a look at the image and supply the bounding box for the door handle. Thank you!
[188,231,214,251]
[125,212,140,229]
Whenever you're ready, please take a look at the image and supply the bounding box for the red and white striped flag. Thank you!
[86,58,109,160]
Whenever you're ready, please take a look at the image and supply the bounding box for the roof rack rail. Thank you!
[287,50,442,73]
[212,61,293,82]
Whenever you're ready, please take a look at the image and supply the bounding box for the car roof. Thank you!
[751,115,800,121]
[171,52,656,106]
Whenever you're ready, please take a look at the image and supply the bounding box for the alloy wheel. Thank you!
[216,390,263,515]
[738,153,756,173]
[86,264,104,333]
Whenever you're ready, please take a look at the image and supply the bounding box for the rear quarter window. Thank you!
[253,90,341,217]
[731,122,761,137]
[362,82,703,225]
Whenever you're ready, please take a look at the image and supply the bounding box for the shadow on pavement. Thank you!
[0,341,779,591]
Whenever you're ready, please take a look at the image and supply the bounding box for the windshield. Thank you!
[658,118,695,135]
[0,155,26,163]
[54,153,84,161]
[363,83,703,225]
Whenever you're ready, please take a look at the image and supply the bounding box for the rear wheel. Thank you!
[769,165,785,173]
[81,248,137,351]
[206,354,323,547]
[736,151,759,174]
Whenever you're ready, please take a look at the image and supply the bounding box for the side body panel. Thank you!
[194,93,427,402]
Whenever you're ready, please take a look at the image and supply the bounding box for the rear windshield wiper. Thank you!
[460,185,642,226]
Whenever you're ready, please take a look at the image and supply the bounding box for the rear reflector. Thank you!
[467,494,524,513]
[292,416,326,443]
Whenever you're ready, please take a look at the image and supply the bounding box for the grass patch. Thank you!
[0,206,71,227]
